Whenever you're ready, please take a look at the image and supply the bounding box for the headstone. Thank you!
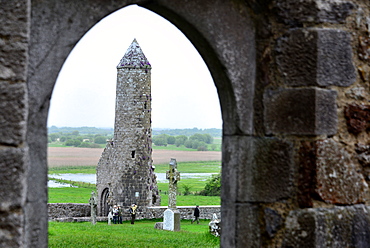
[163,158,181,231]
[107,211,113,225]
[209,213,221,237]
[89,191,97,225]
[163,208,180,231]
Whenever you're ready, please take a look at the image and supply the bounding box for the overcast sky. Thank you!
[47,5,222,129]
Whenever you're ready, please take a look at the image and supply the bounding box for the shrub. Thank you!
[198,173,221,196]
[182,184,192,195]
[197,142,208,151]
[65,139,81,147]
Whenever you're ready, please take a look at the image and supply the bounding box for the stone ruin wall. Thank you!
[239,1,370,246]
[47,203,220,222]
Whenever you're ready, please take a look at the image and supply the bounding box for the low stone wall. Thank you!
[48,203,221,221]
[145,206,221,220]
[48,203,90,220]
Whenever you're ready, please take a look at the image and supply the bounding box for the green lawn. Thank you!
[48,220,219,248]
[49,165,97,174]
[48,161,221,175]
[159,194,220,206]
[48,161,221,205]
[153,143,221,152]
[155,161,221,173]
[49,187,93,203]
[49,183,220,206]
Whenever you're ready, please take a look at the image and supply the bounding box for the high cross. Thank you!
[166,158,181,209]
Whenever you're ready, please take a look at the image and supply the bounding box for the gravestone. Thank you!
[89,191,97,225]
[209,213,221,237]
[107,211,113,225]
[163,158,181,231]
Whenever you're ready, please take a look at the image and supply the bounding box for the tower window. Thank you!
[131,151,135,158]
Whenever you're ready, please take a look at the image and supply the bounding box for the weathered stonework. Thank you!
[298,139,368,206]
[48,203,90,220]
[284,205,370,247]
[96,40,159,216]
[344,103,370,134]
[275,0,356,25]
[264,88,338,135]
[277,28,356,87]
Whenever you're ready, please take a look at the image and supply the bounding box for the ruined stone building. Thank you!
[3,1,370,247]
[97,39,160,216]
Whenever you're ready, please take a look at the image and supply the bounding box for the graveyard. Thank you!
[48,219,219,248]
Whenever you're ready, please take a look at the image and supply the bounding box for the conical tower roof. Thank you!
[117,39,151,69]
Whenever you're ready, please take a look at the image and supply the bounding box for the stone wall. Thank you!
[48,203,90,220]
[145,206,221,220]
[48,203,220,221]
[0,0,30,247]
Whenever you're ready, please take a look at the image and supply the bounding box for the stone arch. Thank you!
[26,0,256,246]
[100,188,110,217]
[27,2,256,246]
[3,0,370,247]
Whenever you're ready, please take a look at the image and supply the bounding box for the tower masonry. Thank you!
[97,39,160,216]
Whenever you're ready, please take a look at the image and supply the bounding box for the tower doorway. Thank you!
[101,188,110,216]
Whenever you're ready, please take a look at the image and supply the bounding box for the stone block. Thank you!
[221,203,261,248]
[283,205,370,247]
[0,0,29,82]
[344,104,370,135]
[264,87,337,135]
[0,209,24,247]
[275,0,355,25]
[298,139,368,206]
[0,147,26,208]
[277,28,355,87]
[315,139,368,205]
[0,82,27,146]
[264,208,283,238]
[222,136,294,203]
[154,222,163,230]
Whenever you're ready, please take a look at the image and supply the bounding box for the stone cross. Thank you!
[166,158,180,209]
[89,191,97,225]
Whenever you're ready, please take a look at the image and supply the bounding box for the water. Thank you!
[48,173,216,187]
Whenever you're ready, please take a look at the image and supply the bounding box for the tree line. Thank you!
[48,131,112,148]
[152,127,221,137]
[152,133,216,151]
[48,127,222,150]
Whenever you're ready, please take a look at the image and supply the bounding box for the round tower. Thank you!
[97,39,160,216]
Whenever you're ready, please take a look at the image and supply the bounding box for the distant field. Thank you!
[48,147,221,167]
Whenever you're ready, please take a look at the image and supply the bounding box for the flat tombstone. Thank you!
[163,209,180,231]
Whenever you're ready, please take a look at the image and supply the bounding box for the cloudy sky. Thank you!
[47,5,222,129]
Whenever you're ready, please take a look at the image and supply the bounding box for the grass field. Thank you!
[48,187,220,205]
[48,147,221,205]
[48,161,221,175]
[48,220,219,248]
